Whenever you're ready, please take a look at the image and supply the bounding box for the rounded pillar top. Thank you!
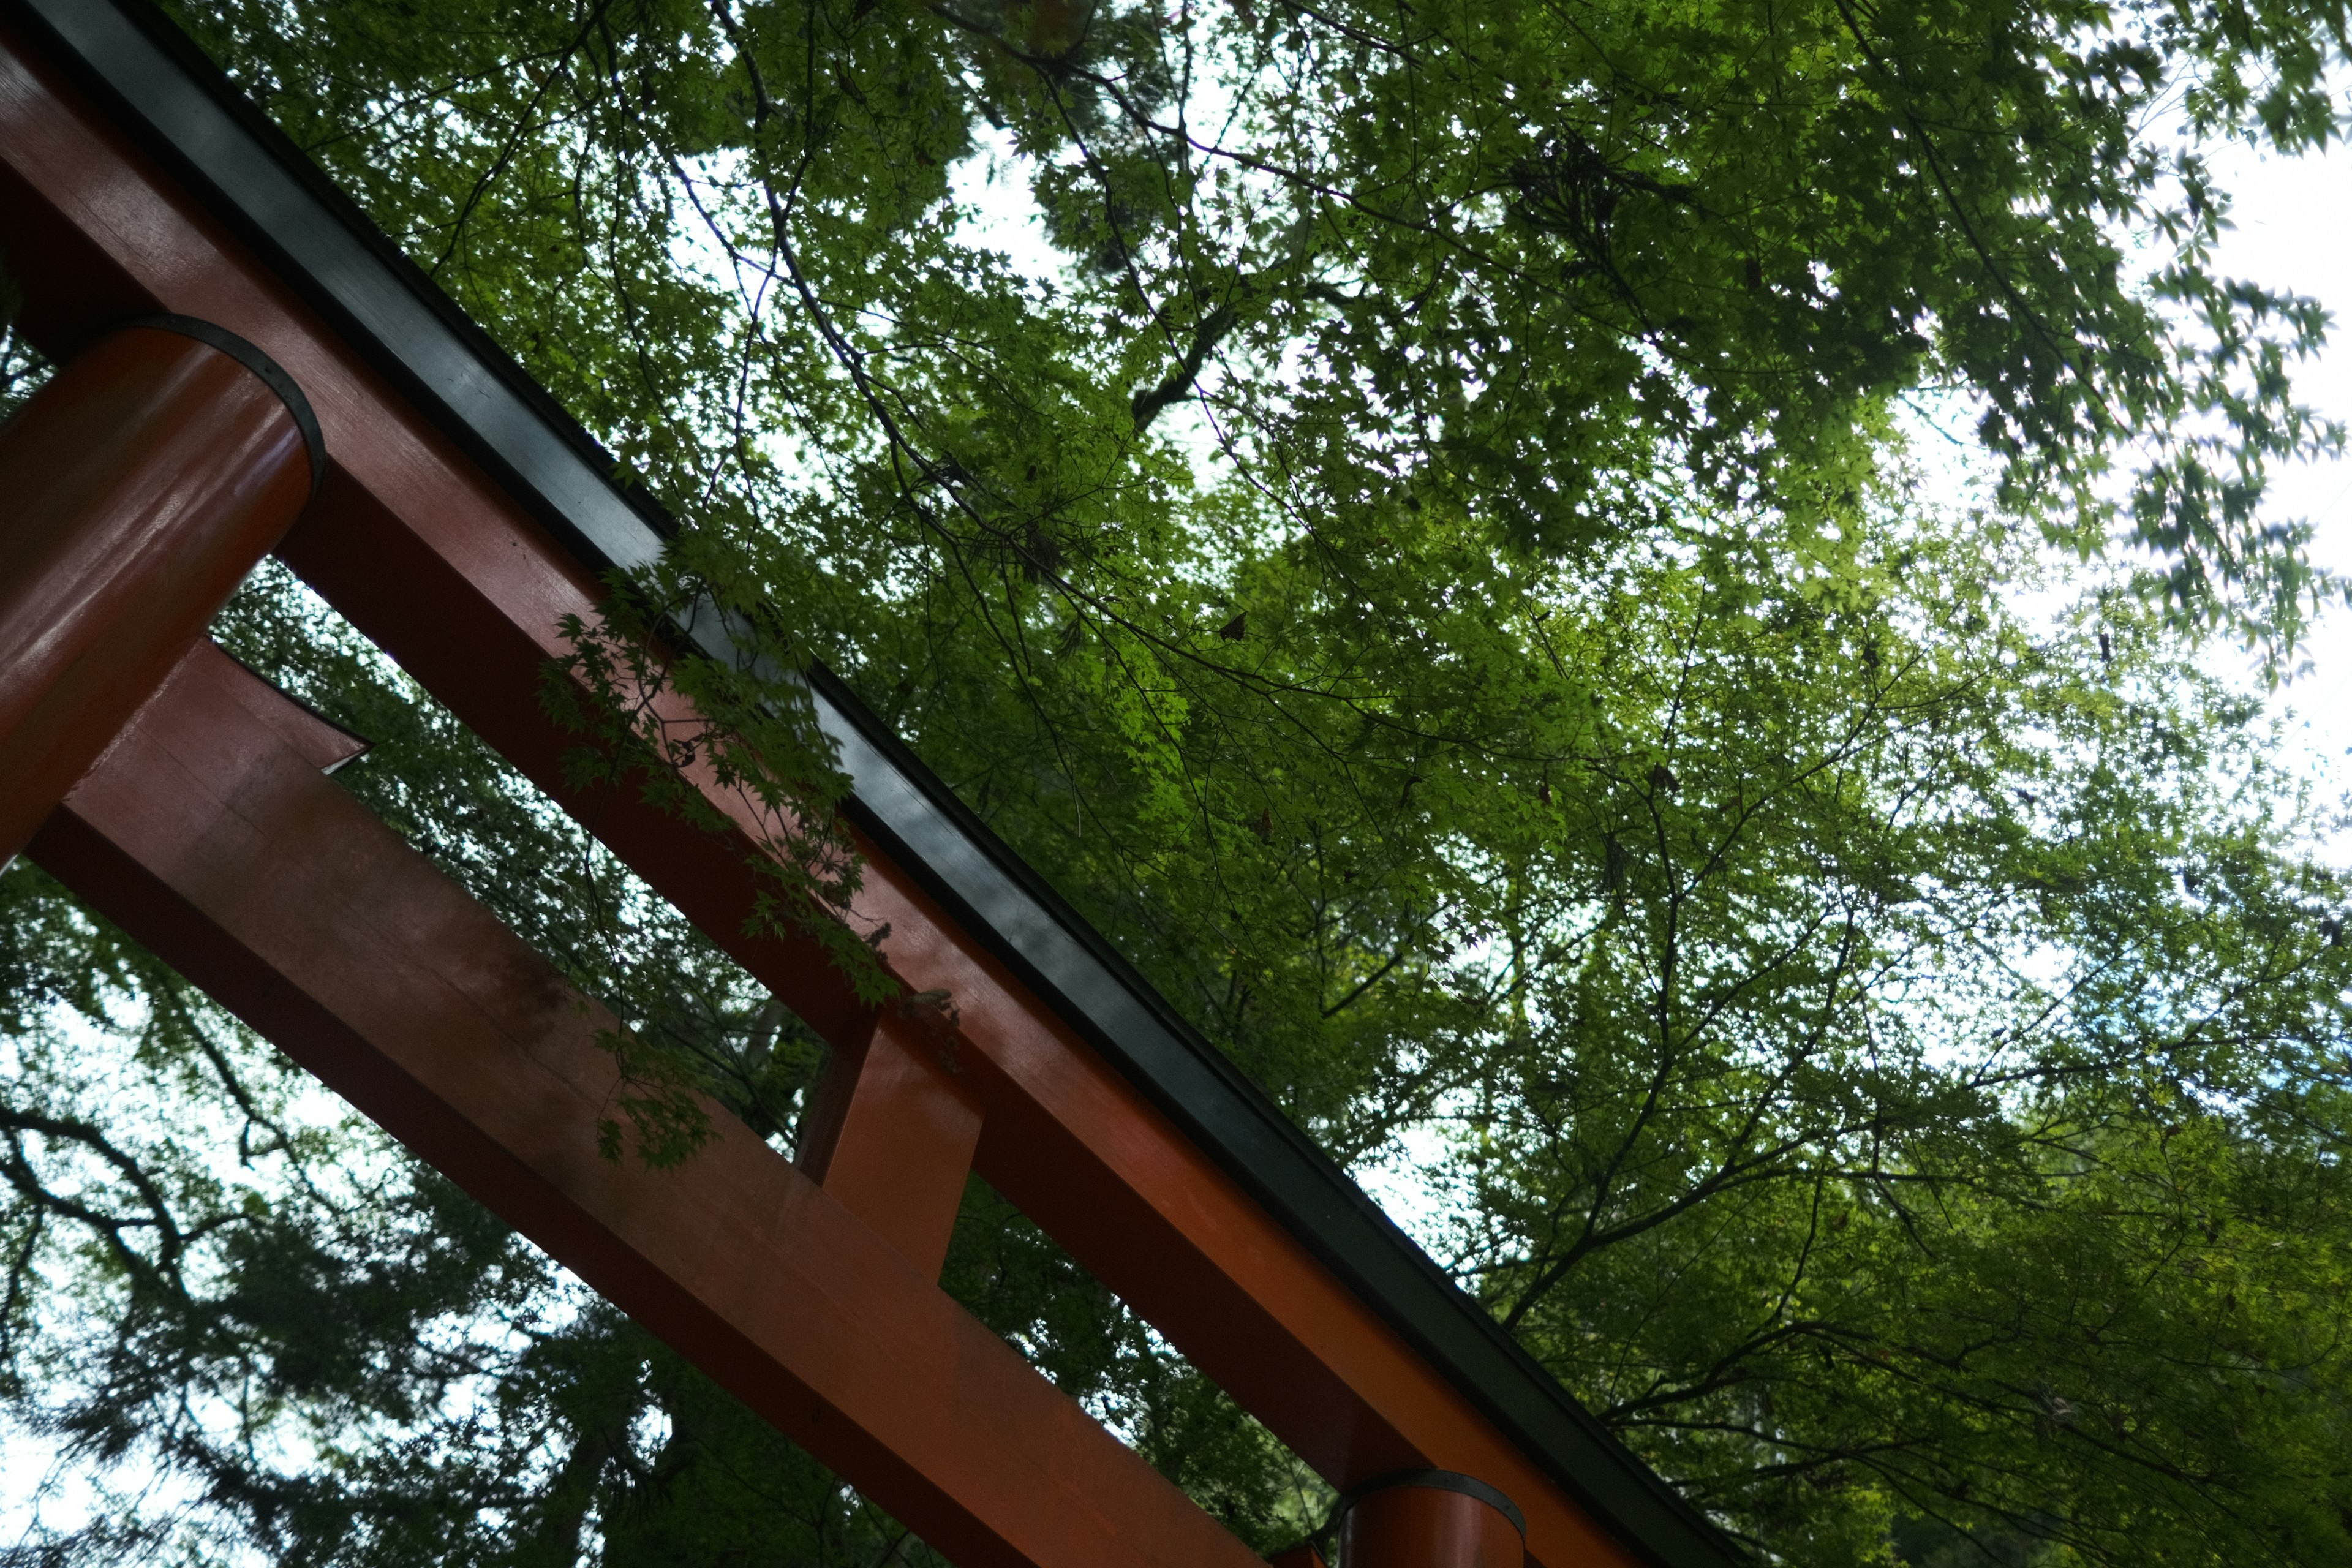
[1335,1470,1526,1568]
[0,311,320,856]
[123,314,325,494]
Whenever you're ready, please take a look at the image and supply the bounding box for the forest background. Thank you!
[7,1,2352,1565]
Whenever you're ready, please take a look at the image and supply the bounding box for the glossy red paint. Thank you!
[0,323,309,858]
[1339,1486,1526,1568]
[797,1003,986,1280]
[0,23,1636,1568]
[26,638,1264,1568]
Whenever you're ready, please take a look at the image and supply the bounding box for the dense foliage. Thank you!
[7,0,2352,1564]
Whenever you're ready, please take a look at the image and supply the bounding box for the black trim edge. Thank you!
[1340,1470,1528,1539]
[121,313,325,496]
[2,5,1749,1566]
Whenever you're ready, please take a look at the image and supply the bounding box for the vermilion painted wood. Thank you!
[0,324,308,857]
[797,1006,986,1281]
[25,638,1265,1568]
[1341,1487,1526,1568]
[0,25,1638,1568]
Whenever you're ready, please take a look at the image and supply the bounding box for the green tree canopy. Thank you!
[6,1,2352,1565]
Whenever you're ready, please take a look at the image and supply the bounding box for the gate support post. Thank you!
[0,315,318,858]
[1336,1472,1526,1568]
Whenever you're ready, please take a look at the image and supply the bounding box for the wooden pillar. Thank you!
[1337,1472,1525,1568]
[0,315,318,857]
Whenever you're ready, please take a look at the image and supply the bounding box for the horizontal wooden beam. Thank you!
[27,638,1263,1568]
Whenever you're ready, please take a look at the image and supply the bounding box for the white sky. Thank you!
[2217,141,2352,567]
[2204,135,2352,793]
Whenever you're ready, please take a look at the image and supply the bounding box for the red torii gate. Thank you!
[0,5,1745,1568]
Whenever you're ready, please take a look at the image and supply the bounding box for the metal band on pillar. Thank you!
[1334,1470,1526,1568]
[0,314,322,858]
